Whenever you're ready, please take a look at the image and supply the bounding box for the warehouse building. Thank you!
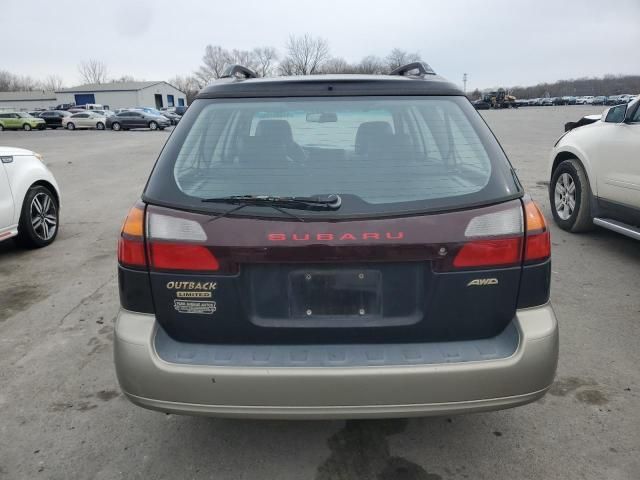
[0,91,57,111]
[55,81,187,110]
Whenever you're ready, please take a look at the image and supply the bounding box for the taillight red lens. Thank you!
[118,237,146,267]
[523,200,551,262]
[525,231,551,261]
[149,242,220,272]
[453,237,523,268]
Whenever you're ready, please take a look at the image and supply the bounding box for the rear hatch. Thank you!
[141,199,535,344]
[121,92,550,344]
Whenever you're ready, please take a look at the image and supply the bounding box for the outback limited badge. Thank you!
[467,278,499,287]
[167,281,218,302]
[166,281,217,291]
[167,281,217,298]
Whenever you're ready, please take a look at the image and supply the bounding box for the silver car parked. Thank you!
[62,112,107,130]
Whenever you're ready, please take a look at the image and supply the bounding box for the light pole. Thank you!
[463,73,468,94]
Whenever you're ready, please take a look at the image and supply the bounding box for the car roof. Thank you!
[197,74,464,99]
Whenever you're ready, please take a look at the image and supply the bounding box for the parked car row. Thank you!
[519,94,638,107]
[0,106,182,132]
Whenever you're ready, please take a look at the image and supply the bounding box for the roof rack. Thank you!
[220,64,258,79]
[389,62,435,77]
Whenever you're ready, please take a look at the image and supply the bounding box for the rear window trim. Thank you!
[140,192,524,222]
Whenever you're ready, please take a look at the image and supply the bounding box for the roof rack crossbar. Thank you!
[221,64,258,79]
[389,62,435,77]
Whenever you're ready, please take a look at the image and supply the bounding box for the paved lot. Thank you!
[1,107,639,480]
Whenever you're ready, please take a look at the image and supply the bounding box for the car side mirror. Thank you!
[604,104,627,123]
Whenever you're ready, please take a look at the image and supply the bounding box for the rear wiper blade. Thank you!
[202,194,342,211]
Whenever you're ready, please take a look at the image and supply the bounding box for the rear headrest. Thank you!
[255,120,294,143]
[355,121,393,154]
[239,135,287,166]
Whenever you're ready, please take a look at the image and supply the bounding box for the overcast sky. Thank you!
[1,0,638,90]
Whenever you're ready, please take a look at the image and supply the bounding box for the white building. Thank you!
[55,81,187,110]
[0,91,57,111]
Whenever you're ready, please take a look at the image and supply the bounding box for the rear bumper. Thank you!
[114,304,558,419]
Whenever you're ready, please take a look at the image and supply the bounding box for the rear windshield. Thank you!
[145,95,520,218]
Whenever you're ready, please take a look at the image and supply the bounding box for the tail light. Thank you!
[118,203,147,268]
[523,199,551,262]
[146,212,220,272]
[452,200,550,269]
[453,206,523,269]
[118,207,221,272]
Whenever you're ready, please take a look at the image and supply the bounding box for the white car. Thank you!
[62,112,107,130]
[91,109,116,118]
[576,96,594,105]
[0,147,60,247]
[549,99,640,239]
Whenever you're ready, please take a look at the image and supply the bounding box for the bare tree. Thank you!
[281,34,330,75]
[277,58,295,76]
[385,49,421,71]
[356,55,386,74]
[43,75,64,91]
[253,47,278,77]
[228,49,257,71]
[319,57,357,74]
[195,45,230,85]
[0,71,13,91]
[110,75,138,83]
[509,74,640,98]
[20,76,42,91]
[468,88,482,100]
[78,59,108,84]
[0,71,42,91]
[169,75,201,104]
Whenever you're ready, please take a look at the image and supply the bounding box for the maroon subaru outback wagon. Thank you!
[115,63,558,419]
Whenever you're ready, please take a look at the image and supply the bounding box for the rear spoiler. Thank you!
[564,114,601,132]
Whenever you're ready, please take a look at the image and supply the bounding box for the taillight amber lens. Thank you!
[523,200,551,262]
[118,203,147,268]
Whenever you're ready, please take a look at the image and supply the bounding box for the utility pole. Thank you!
[463,73,468,94]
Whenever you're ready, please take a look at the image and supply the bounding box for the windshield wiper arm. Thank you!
[202,194,342,211]
[204,201,305,223]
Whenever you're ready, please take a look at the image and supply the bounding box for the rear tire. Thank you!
[549,158,594,232]
[23,123,32,131]
[0,124,4,131]
[96,122,105,130]
[111,122,121,131]
[17,185,59,248]
[149,121,158,131]
[67,122,75,130]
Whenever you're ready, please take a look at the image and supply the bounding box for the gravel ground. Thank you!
[0,106,638,480]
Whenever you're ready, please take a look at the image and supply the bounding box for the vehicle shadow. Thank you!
[132,411,526,479]
[550,223,640,263]
[0,237,23,258]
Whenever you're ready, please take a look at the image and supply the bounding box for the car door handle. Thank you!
[0,156,13,164]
